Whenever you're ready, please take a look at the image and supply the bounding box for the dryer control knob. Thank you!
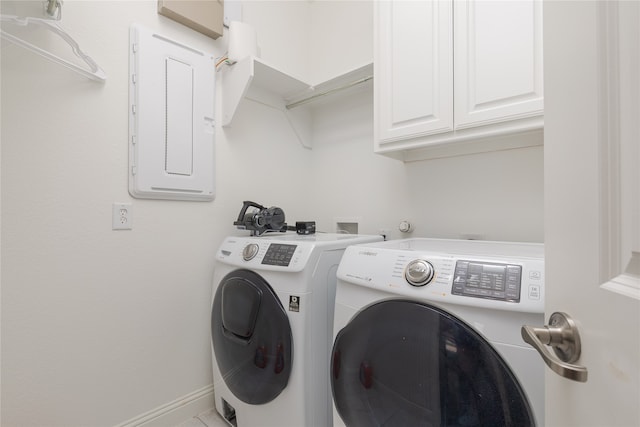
[242,243,259,261]
[405,259,435,287]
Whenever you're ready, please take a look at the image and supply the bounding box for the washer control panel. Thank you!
[337,238,545,313]
[217,238,309,272]
[217,234,383,273]
[261,244,297,266]
[451,260,522,302]
[236,242,299,267]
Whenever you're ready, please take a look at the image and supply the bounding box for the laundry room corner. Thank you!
[303,1,544,243]
[0,1,315,426]
[2,0,548,426]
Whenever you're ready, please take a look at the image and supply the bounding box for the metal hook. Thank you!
[45,0,60,19]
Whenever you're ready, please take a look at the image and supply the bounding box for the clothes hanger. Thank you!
[1,0,106,82]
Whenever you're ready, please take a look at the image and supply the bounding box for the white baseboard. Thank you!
[114,385,215,427]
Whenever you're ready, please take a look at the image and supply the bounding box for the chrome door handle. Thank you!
[521,312,588,382]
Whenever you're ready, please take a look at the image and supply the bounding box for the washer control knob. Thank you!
[242,243,259,261]
[405,259,435,287]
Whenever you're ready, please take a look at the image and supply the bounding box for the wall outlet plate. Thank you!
[112,203,133,230]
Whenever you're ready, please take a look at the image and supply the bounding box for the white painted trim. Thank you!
[601,251,640,300]
[114,385,215,427]
[597,1,640,298]
[601,274,640,301]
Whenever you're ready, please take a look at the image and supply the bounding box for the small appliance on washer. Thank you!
[331,238,545,427]
[211,232,383,427]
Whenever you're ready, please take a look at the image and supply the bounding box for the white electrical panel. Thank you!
[128,24,216,201]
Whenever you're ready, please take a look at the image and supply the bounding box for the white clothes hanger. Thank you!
[1,0,106,82]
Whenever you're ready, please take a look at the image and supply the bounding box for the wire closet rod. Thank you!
[285,75,373,110]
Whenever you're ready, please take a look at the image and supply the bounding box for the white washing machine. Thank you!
[211,232,383,427]
[331,238,545,427]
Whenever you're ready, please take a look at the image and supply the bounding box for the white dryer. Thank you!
[331,238,545,426]
[211,232,382,427]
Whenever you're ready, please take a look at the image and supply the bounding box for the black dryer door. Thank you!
[211,269,293,404]
[331,300,535,427]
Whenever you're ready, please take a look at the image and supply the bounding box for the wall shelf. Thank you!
[221,56,373,128]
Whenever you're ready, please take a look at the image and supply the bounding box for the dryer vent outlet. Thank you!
[336,221,358,235]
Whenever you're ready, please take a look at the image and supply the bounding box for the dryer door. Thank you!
[212,269,293,404]
[331,300,535,427]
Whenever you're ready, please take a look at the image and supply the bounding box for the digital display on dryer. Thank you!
[451,260,522,302]
[262,244,297,266]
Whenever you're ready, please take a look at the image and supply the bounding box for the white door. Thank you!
[542,1,640,426]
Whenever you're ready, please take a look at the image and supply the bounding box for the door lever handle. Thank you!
[521,312,588,382]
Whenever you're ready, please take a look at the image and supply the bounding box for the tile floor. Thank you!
[176,408,229,427]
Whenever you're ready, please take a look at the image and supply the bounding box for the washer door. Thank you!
[212,269,293,404]
[331,300,534,427]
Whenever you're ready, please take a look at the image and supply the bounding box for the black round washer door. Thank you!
[212,269,293,404]
[331,300,535,427]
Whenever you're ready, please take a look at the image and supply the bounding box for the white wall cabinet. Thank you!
[375,0,543,161]
[374,1,454,143]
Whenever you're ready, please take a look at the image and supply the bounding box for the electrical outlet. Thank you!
[112,203,132,230]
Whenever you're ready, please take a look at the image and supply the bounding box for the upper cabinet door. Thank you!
[374,0,453,146]
[454,0,543,129]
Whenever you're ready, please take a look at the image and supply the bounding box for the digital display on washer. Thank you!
[451,260,522,302]
[262,244,297,266]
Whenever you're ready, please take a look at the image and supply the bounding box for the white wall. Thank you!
[308,0,373,83]
[243,1,310,79]
[241,0,373,84]
[308,89,544,242]
[1,1,543,426]
[1,1,312,426]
